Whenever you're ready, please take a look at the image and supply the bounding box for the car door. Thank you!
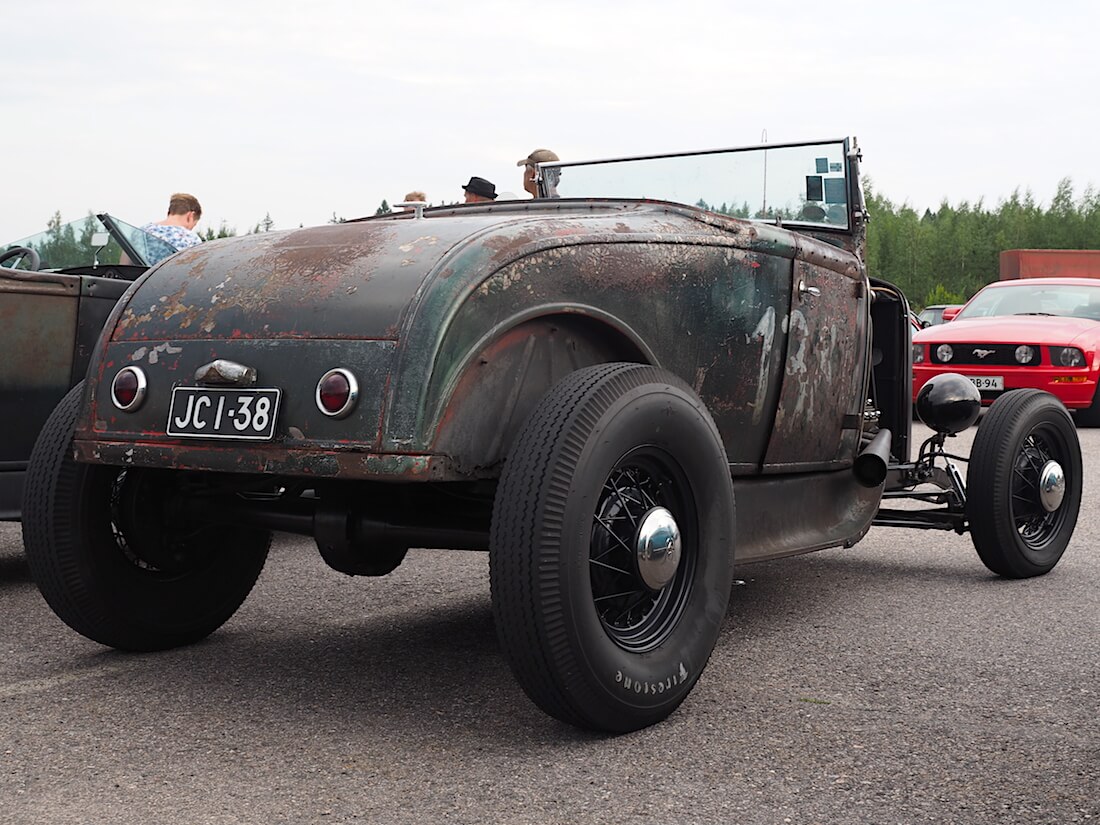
[0,269,80,516]
[0,268,132,518]
[761,257,869,471]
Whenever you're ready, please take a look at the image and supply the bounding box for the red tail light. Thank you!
[316,368,358,418]
[111,366,147,411]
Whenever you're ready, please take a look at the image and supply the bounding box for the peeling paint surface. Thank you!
[764,259,868,468]
[128,342,182,364]
[398,217,796,468]
[111,222,467,341]
[77,339,397,458]
[77,199,866,481]
[750,307,776,426]
[73,440,439,480]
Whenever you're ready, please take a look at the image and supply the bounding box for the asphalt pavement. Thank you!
[2,423,1098,824]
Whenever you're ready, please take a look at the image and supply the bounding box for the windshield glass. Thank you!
[918,308,942,325]
[107,219,181,266]
[543,139,851,228]
[958,282,1100,321]
[4,214,176,270]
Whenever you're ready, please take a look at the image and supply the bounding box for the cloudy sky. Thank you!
[5,0,1097,239]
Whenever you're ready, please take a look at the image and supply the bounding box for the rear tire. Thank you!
[967,390,1081,578]
[21,383,271,651]
[490,363,735,732]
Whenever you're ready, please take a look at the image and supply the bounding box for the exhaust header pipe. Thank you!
[853,428,892,488]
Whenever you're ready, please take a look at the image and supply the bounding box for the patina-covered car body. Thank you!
[22,139,1083,732]
[82,198,883,557]
[0,215,175,518]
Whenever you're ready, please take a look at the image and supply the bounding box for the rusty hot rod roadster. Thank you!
[22,139,1083,732]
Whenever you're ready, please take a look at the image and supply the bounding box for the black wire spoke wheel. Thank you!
[490,363,734,732]
[968,389,1082,578]
[589,452,696,652]
[21,382,271,651]
[108,469,222,577]
[1011,431,1066,547]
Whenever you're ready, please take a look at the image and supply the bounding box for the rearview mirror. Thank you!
[91,232,110,249]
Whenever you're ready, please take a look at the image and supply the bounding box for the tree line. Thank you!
[864,177,1100,309]
[19,178,1100,309]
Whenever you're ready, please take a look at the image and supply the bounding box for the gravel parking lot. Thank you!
[2,423,1098,825]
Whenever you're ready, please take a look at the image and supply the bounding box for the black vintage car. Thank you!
[21,139,1083,732]
[0,215,177,519]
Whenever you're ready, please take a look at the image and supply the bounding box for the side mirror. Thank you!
[941,307,961,322]
[91,231,111,269]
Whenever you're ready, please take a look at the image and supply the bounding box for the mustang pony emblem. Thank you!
[973,348,996,359]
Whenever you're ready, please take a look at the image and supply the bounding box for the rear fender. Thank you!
[431,313,651,476]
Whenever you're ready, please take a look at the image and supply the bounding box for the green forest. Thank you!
[864,177,1100,309]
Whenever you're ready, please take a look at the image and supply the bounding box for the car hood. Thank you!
[914,315,1100,346]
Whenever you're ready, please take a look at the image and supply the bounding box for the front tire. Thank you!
[967,390,1082,578]
[21,383,271,651]
[490,364,735,732]
[1073,387,1100,427]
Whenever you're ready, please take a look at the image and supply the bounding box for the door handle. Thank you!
[798,279,821,298]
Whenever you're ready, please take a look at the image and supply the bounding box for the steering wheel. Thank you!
[0,246,41,271]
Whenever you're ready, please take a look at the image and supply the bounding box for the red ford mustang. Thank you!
[913,277,1100,425]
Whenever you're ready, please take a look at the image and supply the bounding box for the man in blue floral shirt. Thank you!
[142,193,203,256]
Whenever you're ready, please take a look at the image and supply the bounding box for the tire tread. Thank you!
[490,362,732,730]
[21,382,271,650]
[968,389,1081,578]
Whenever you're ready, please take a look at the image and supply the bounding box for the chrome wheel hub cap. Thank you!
[1038,460,1066,513]
[635,507,682,591]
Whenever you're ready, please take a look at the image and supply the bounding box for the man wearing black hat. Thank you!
[462,176,497,203]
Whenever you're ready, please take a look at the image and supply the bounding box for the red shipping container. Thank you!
[1000,249,1100,280]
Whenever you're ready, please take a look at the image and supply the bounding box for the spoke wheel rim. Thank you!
[1011,425,1071,551]
[589,447,697,653]
[108,469,216,578]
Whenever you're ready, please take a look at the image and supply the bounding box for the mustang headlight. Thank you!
[936,344,954,363]
[1053,346,1085,367]
[1015,345,1035,364]
[912,343,925,364]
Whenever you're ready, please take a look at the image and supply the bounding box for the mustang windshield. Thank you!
[959,283,1100,321]
[542,139,852,228]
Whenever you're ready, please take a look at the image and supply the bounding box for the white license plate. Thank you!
[965,375,1004,391]
[166,387,281,440]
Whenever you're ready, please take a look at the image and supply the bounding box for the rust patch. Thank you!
[73,439,442,480]
[115,230,393,340]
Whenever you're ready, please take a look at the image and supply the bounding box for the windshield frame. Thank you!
[98,213,153,267]
[536,137,860,232]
